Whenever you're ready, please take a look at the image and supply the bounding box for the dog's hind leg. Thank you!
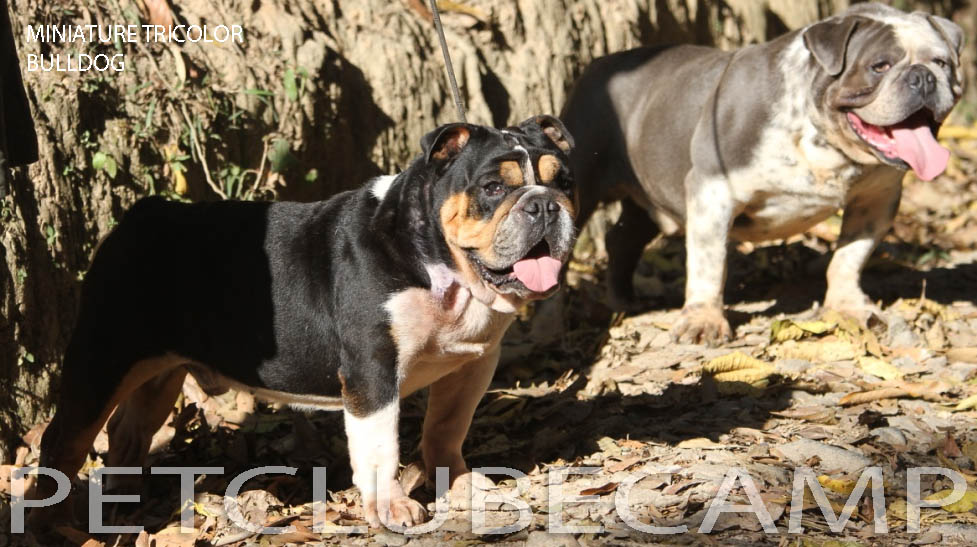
[32,351,180,524]
[104,367,187,490]
[605,198,660,310]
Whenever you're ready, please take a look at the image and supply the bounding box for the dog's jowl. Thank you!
[33,116,576,528]
[563,2,963,345]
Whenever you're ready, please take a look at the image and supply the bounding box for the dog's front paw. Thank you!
[672,304,731,346]
[446,470,496,510]
[364,490,427,529]
[824,291,881,325]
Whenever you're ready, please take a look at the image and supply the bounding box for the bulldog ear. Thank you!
[803,16,861,77]
[926,14,964,65]
[520,115,574,153]
[422,123,472,164]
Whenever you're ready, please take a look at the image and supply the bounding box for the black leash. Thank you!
[428,0,467,122]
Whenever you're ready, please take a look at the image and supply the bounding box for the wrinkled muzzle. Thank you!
[847,64,957,181]
[474,186,575,295]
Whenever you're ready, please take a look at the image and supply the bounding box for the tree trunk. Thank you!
[1,0,974,460]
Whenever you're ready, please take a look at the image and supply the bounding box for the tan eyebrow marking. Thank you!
[500,160,524,186]
[538,154,561,183]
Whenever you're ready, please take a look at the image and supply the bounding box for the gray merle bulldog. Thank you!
[562,3,963,345]
[32,116,575,528]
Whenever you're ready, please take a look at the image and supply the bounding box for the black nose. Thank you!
[522,195,560,221]
[907,65,937,97]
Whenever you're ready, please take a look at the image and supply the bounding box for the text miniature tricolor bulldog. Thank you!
[562,2,963,345]
[32,116,575,528]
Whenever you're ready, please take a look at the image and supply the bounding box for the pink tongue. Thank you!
[512,256,562,292]
[891,123,950,182]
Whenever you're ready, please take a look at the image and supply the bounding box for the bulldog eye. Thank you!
[871,61,891,74]
[933,58,949,69]
[482,182,504,197]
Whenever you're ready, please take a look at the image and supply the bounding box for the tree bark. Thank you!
[1,0,974,460]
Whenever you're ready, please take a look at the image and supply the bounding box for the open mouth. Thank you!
[846,109,949,181]
[469,240,563,293]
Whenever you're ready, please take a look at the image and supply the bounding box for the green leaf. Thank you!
[268,138,297,173]
[92,151,118,178]
[305,168,318,184]
[92,151,106,170]
[283,68,298,102]
[143,98,156,132]
[24,352,34,363]
[104,156,117,178]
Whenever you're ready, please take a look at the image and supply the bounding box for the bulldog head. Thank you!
[422,115,576,303]
[805,3,964,181]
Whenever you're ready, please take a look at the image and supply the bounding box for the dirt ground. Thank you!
[4,128,977,546]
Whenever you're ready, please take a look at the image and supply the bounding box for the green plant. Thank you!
[92,151,118,179]
[18,351,35,365]
[283,67,310,102]
[79,130,97,151]
[243,88,275,110]
[136,97,157,138]
[44,224,57,248]
[268,138,297,173]
[218,163,248,200]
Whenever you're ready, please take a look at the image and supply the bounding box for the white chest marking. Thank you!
[384,265,513,397]
[725,38,867,241]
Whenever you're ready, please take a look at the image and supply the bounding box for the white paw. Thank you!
[824,291,881,325]
[364,493,427,529]
[672,304,731,346]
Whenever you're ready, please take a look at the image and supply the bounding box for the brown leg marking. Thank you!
[32,356,183,523]
[105,367,187,491]
[421,346,500,486]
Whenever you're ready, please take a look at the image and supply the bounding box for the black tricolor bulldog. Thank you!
[35,116,575,527]
[563,3,963,345]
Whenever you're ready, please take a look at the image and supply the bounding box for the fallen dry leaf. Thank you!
[400,461,426,495]
[953,393,977,411]
[579,482,619,496]
[840,387,914,406]
[0,464,13,494]
[770,318,836,342]
[926,488,977,513]
[943,432,963,458]
[768,339,860,362]
[703,351,770,373]
[946,347,977,363]
[676,437,728,449]
[605,455,642,473]
[857,356,904,381]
